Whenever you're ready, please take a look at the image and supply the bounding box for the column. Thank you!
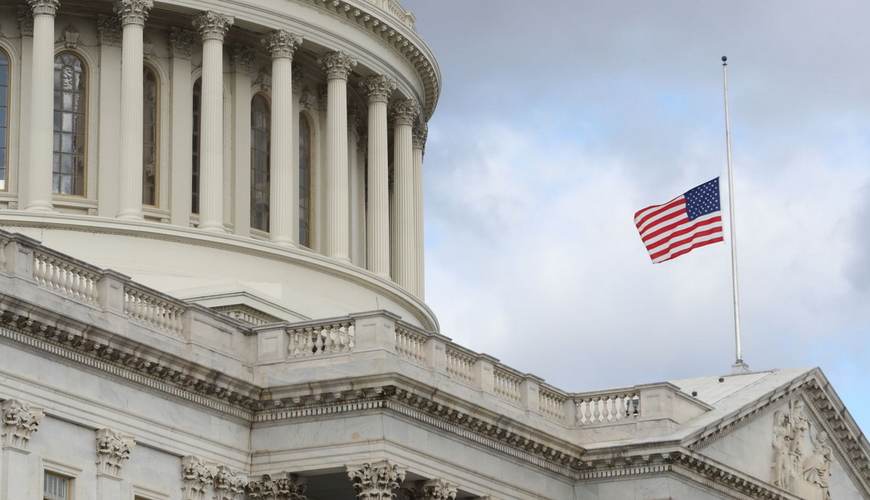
[213,465,246,500]
[401,479,459,500]
[167,28,196,226]
[192,11,233,232]
[24,0,60,212]
[361,75,396,277]
[1,400,45,500]
[412,123,428,298]
[391,99,420,292]
[115,0,153,220]
[320,51,357,260]
[347,461,406,499]
[263,30,302,246]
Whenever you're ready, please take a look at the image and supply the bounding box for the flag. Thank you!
[634,177,724,263]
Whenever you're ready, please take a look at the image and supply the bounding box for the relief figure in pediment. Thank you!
[772,410,792,487]
[803,427,833,500]
[789,399,810,470]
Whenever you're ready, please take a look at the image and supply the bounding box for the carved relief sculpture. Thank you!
[772,399,834,499]
[182,455,216,500]
[772,410,791,488]
[347,461,407,500]
[1,399,45,449]
[95,428,136,476]
[401,479,458,500]
[803,427,833,500]
[246,473,306,500]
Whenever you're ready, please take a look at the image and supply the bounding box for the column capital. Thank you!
[192,11,233,42]
[95,428,136,476]
[97,14,123,45]
[361,75,397,104]
[114,0,153,27]
[401,479,459,500]
[168,27,197,59]
[263,30,302,60]
[1,399,45,450]
[390,98,421,126]
[412,122,428,150]
[230,44,255,73]
[292,65,304,93]
[319,51,357,81]
[347,461,407,500]
[214,465,246,500]
[245,473,306,500]
[181,456,216,500]
[18,6,34,36]
[27,0,59,17]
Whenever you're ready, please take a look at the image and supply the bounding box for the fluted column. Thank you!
[263,30,303,246]
[115,0,153,219]
[361,75,396,277]
[24,0,60,212]
[193,11,233,232]
[412,123,428,298]
[320,51,357,260]
[391,99,420,292]
[347,461,406,500]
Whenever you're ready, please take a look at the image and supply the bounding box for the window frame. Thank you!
[142,64,159,207]
[0,47,10,192]
[250,92,271,233]
[41,459,81,500]
[298,111,313,247]
[52,51,89,198]
[191,77,202,214]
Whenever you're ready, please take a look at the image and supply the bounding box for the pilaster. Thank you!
[95,428,136,476]
[391,99,420,292]
[347,461,406,500]
[213,465,245,500]
[230,44,254,237]
[412,123,427,298]
[361,75,395,277]
[167,28,195,226]
[1,399,44,500]
[181,455,216,500]
[97,34,123,217]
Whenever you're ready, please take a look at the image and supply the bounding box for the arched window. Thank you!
[0,50,9,191]
[191,78,202,214]
[250,94,270,232]
[143,66,158,206]
[53,53,87,196]
[299,113,312,247]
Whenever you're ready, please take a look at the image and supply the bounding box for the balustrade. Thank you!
[574,392,639,425]
[493,368,523,405]
[32,251,100,305]
[445,347,474,384]
[539,387,567,423]
[395,325,426,363]
[288,320,354,357]
[124,285,185,335]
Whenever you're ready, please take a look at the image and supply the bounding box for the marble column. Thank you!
[1,399,45,500]
[347,461,406,500]
[391,99,420,292]
[361,75,396,278]
[115,0,153,220]
[192,11,233,232]
[24,0,60,212]
[263,30,303,246]
[320,51,357,261]
[401,479,459,500]
[412,123,428,299]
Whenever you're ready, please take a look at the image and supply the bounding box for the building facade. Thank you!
[1,1,870,499]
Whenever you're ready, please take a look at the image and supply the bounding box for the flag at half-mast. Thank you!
[634,177,724,263]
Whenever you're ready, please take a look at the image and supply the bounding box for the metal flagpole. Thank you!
[721,56,747,373]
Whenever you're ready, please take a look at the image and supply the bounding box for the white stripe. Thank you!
[636,201,686,235]
[649,222,724,263]
[644,211,721,251]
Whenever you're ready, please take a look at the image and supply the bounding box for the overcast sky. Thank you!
[400,0,870,433]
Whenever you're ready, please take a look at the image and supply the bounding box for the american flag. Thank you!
[634,178,724,263]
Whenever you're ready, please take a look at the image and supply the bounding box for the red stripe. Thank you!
[634,197,684,228]
[640,208,691,242]
[648,223,723,260]
[656,236,724,263]
[642,214,721,245]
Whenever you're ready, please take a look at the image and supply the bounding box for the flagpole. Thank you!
[722,56,747,373]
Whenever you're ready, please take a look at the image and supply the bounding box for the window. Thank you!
[44,472,69,500]
[299,113,312,247]
[250,94,270,232]
[191,78,202,214]
[0,50,8,191]
[53,53,87,196]
[143,66,158,205]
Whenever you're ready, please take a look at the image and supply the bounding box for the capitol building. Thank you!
[0,1,869,499]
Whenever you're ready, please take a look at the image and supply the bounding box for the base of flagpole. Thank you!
[731,361,750,375]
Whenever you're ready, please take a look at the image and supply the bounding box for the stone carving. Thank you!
[401,479,458,500]
[300,88,315,111]
[317,85,328,110]
[182,456,216,500]
[263,30,302,60]
[28,0,60,17]
[292,66,304,94]
[214,465,246,500]
[97,15,123,45]
[253,67,271,93]
[168,27,197,59]
[390,99,420,126]
[59,24,79,49]
[347,461,406,499]
[412,123,428,151]
[192,11,234,42]
[1,399,45,449]
[231,44,255,74]
[319,51,357,80]
[17,6,34,36]
[246,473,307,500]
[115,0,154,27]
[772,399,834,499]
[95,428,136,476]
[361,75,396,104]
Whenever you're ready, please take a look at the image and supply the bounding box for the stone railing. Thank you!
[573,390,639,426]
[287,319,355,357]
[33,250,101,306]
[124,284,187,336]
[361,0,417,31]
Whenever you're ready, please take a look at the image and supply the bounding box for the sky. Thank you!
[400,0,870,434]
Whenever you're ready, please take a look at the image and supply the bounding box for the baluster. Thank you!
[0,242,6,271]
[304,327,315,356]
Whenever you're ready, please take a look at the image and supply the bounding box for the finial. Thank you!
[722,55,727,65]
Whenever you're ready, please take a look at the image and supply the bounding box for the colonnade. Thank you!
[14,0,427,296]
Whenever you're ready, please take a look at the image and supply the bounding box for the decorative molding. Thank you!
[246,473,307,500]
[360,75,396,104]
[317,85,328,110]
[182,456,216,500]
[390,99,420,127]
[168,28,197,59]
[17,6,33,37]
[114,0,154,27]
[27,0,60,17]
[1,398,45,449]
[7,201,18,210]
[262,30,302,61]
[292,66,304,94]
[97,15,123,46]
[58,24,79,50]
[212,305,282,326]
[299,88,314,111]
[192,11,233,42]
[95,428,136,476]
[230,44,256,74]
[401,479,458,500]
[412,123,428,151]
[347,461,406,500]
[214,465,246,500]
[253,66,271,94]
[319,51,357,81]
